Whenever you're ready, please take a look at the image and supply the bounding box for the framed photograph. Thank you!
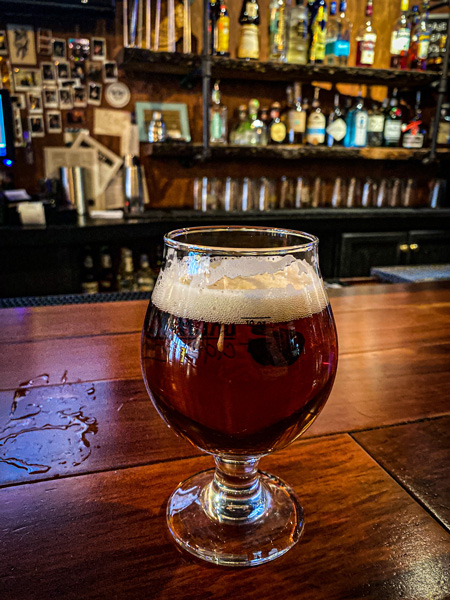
[7,25,37,65]
[37,29,52,55]
[91,37,106,61]
[68,38,90,62]
[66,109,86,127]
[0,30,8,55]
[56,61,70,81]
[10,93,26,110]
[13,67,42,91]
[73,86,87,108]
[28,115,45,137]
[86,61,102,82]
[135,101,191,142]
[59,88,73,110]
[52,38,66,60]
[88,82,102,106]
[43,87,58,109]
[71,62,85,84]
[27,91,43,113]
[41,62,56,84]
[103,61,118,83]
[46,111,62,134]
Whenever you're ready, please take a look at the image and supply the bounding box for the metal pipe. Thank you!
[202,0,211,159]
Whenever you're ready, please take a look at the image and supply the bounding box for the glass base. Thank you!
[166,468,304,567]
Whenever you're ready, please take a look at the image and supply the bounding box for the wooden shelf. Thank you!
[119,48,201,75]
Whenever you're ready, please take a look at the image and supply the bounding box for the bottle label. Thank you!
[390,28,410,54]
[289,110,306,133]
[326,117,346,141]
[138,277,155,292]
[82,281,99,294]
[353,113,368,147]
[360,34,376,65]
[384,120,402,142]
[327,39,350,57]
[418,36,430,60]
[437,122,450,145]
[403,133,424,149]
[238,24,260,59]
[246,2,258,18]
[217,16,230,53]
[211,112,224,140]
[368,114,384,133]
[270,122,287,142]
[307,112,326,144]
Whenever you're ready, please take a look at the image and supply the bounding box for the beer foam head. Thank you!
[151,251,328,324]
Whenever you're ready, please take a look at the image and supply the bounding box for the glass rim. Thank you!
[164,226,319,255]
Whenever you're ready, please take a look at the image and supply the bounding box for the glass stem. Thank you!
[201,455,268,524]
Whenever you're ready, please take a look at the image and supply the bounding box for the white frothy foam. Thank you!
[151,251,328,324]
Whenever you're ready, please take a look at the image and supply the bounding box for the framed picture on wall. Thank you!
[28,115,45,137]
[43,87,58,108]
[7,25,37,65]
[13,67,42,91]
[46,111,62,134]
[135,102,191,142]
[91,37,106,61]
[41,62,56,84]
[27,91,43,113]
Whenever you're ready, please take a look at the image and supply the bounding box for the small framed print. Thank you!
[73,86,87,108]
[10,93,26,110]
[88,82,102,106]
[68,38,90,62]
[43,87,58,108]
[52,38,66,60]
[59,88,73,110]
[135,101,191,142]
[66,109,86,127]
[46,111,62,134]
[103,61,118,83]
[38,29,52,55]
[13,67,42,91]
[27,91,43,113]
[56,61,70,81]
[91,37,106,61]
[41,62,56,84]
[7,25,37,65]
[71,62,85,84]
[86,61,102,82]
[28,115,45,137]
[0,30,8,55]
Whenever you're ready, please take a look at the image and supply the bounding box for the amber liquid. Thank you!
[141,304,338,455]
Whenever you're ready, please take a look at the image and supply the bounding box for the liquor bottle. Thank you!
[210,81,228,145]
[326,93,346,147]
[81,248,99,295]
[237,0,260,60]
[117,248,136,292]
[367,101,385,146]
[217,0,230,56]
[209,0,220,55]
[259,106,270,145]
[268,102,287,143]
[230,104,248,144]
[98,248,114,293]
[306,87,326,146]
[408,1,430,70]
[390,0,411,69]
[269,0,287,61]
[383,89,403,147]
[245,98,264,145]
[148,111,166,142]
[402,91,426,148]
[309,0,327,64]
[288,82,306,144]
[285,0,309,64]
[436,103,450,147]
[136,254,156,292]
[355,0,377,67]
[325,0,352,66]
[350,92,369,147]
[343,97,354,147]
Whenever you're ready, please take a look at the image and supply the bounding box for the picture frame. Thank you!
[52,38,66,60]
[73,86,87,108]
[10,93,26,110]
[13,67,42,91]
[37,29,52,55]
[71,62,85,84]
[66,110,86,127]
[135,101,191,142]
[86,61,102,82]
[103,61,118,83]
[0,30,8,55]
[28,115,45,137]
[27,91,43,113]
[41,62,56,84]
[88,82,102,106]
[91,37,106,61]
[46,111,62,134]
[7,25,37,65]
[68,38,90,62]
[43,87,58,109]
[56,61,70,81]
[59,88,73,110]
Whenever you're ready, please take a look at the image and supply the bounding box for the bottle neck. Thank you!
[365,0,373,18]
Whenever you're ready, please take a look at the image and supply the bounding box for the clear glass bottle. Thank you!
[325,0,352,65]
[367,101,385,147]
[285,0,309,64]
[383,88,403,147]
[436,103,450,147]
[306,87,326,146]
[230,104,249,144]
[326,93,347,147]
[269,0,287,61]
[217,0,231,56]
[117,248,136,292]
[309,0,327,64]
[136,254,156,292]
[390,0,411,69]
[402,91,426,148]
[269,102,287,143]
[350,91,369,147]
[247,98,264,145]
[237,0,260,60]
[148,111,166,143]
[210,80,228,145]
[355,0,377,67]
[288,82,306,144]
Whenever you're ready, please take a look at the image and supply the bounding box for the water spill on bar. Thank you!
[0,374,98,475]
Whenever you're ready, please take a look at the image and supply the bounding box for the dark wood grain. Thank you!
[1,435,449,600]
[354,417,450,532]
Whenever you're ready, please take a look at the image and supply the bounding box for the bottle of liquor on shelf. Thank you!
[247,98,266,145]
[343,96,354,147]
[436,103,450,147]
[217,0,231,56]
[326,93,346,147]
[136,254,156,292]
[390,0,411,69]
[229,104,248,144]
[383,89,403,147]
[210,80,228,145]
[148,111,166,142]
[237,0,260,60]
[309,0,327,64]
[269,0,287,61]
[117,248,136,292]
[306,87,326,146]
[288,82,306,144]
[98,248,114,293]
[367,101,385,146]
[350,91,369,147]
[209,0,220,55]
[285,0,309,64]
[81,247,99,295]
[407,1,430,70]
[269,102,287,143]
[355,0,377,67]
[325,0,352,65]
[402,91,426,148]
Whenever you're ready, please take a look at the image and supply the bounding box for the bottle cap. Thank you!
[152,111,162,120]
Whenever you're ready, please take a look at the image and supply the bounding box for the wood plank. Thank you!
[1,435,449,600]
[354,417,450,532]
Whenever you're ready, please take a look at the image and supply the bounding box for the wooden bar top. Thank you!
[0,281,449,599]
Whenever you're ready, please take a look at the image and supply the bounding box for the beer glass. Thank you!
[141,226,338,567]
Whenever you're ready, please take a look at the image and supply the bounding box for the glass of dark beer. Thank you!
[141,226,338,567]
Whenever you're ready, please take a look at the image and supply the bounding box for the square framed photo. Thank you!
[68,38,90,62]
[0,30,8,55]
[56,61,70,81]
[28,115,45,137]
[13,67,42,91]
[91,37,106,61]
[41,62,56,85]
[52,38,66,60]
[135,101,191,142]
[59,88,73,110]
[27,91,43,113]
[46,110,62,133]
[71,62,86,84]
[43,87,58,109]
[103,61,118,83]
[86,61,102,82]
[88,82,102,106]
[73,86,87,108]
[10,93,26,110]
[7,25,37,65]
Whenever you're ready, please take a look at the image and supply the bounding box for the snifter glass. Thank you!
[141,226,338,567]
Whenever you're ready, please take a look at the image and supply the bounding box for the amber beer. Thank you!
[141,286,338,455]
